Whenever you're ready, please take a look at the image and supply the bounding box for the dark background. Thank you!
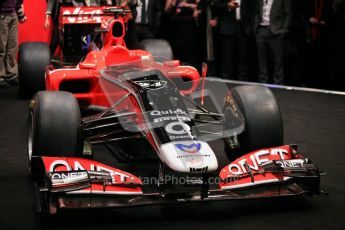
[0,85,344,229]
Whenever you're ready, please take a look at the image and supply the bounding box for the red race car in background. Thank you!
[19,1,325,217]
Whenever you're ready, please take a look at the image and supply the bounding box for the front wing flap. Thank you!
[40,156,143,195]
[219,145,323,195]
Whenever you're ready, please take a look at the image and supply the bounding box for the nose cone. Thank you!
[159,141,218,173]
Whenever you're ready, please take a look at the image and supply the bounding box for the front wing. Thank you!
[33,145,324,214]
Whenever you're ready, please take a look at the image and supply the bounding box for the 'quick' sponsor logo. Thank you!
[150,109,187,116]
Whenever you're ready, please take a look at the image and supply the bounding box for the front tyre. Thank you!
[28,91,82,168]
[230,85,283,153]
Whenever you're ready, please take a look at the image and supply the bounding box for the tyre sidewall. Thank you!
[31,91,82,157]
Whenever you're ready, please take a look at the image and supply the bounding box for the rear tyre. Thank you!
[28,91,82,168]
[19,42,51,97]
[228,85,283,153]
[140,39,173,62]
